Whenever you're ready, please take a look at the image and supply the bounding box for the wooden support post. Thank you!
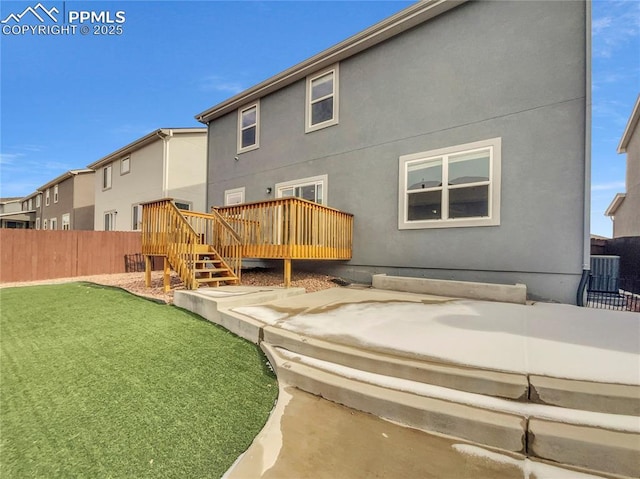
[145,255,152,287]
[283,258,292,288]
[163,257,171,293]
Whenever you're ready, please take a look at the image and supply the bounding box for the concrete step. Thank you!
[263,343,640,478]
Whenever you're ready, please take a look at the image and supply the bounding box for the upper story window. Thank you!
[398,138,501,229]
[306,64,339,133]
[53,185,59,203]
[103,165,112,190]
[28,198,33,210]
[237,102,260,153]
[121,157,130,175]
[36,195,41,208]
[45,189,50,206]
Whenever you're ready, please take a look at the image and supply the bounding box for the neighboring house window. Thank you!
[45,189,50,206]
[35,218,40,229]
[36,195,41,208]
[28,198,33,210]
[53,185,59,203]
[103,165,112,190]
[306,64,339,132]
[22,201,27,210]
[276,174,327,204]
[104,211,116,231]
[50,217,57,230]
[43,219,48,230]
[174,201,191,211]
[62,213,70,230]
[225,187,245,206]
[132,204,143,230]
[237,102,260,153]
[121,157,130,175]
[398,138,501,229]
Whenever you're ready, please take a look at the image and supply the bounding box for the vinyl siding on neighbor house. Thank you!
[613,119,640,238]
[204,1,587,303]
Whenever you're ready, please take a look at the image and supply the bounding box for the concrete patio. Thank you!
[174,283,640,478]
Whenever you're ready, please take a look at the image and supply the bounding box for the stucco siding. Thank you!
[94,140,164,230]
[206,1,587,303]
[166,132,207,211]
[614,123,640,237]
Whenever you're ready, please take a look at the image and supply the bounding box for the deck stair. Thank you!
[190,245,239,287]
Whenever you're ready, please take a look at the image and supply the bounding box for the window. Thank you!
[50,217,57,230]
[53,185,59,203]
[43,219,48,230]
[28,198,33,210]
[399,138,501,229]
[174,201,191,211]
[22,201,27,210]
[306,65,339,132]
[225,187,245,206]
[35,218,40,230]
[121,157,130,175]
[62,213,70,230]
[132,204,142,230]
[276,174,327,204]
[237,102,259,153]
[104,211,116,231]
[103,165,112,189]
[45,189,50,206]
[36,195,41,208]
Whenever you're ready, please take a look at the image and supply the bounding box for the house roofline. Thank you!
[618,94,640,154]
[604,192,625,216]
[194,0,468,124]
[37,169,94,192]
[87,127,207,170]
[0,197,23,204]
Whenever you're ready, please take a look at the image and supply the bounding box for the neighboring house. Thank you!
[0,197,31,228]
[195,0,589,304]
[87,128,207,231]
[606,95,640,238]
[37,169,95,230]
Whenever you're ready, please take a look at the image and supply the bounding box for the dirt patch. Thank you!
[0,268,342,304]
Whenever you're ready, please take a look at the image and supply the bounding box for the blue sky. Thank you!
[1,0,638,237]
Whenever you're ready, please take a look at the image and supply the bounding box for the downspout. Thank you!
[577,0,592,306]
[205,121,211,211]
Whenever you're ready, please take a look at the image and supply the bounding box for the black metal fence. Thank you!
[124,253,145,273]
[587,276,640,312]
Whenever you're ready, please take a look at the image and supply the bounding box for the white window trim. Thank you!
[237,101,260,154]
[275,174,328,205]
[62,213,70,230]
[398,138,501,230]
[305,64,339,133]
[225,187,246,206]
[120,157,131,175]
[50,217,57,230]
[132,204,142,231]
[53,185,59,203]
[173,200,192,211]
[35,217,41,230]
[45,189,50,206]
[36,195,41,208]
[43,219,48,230]
[103,165,112,190]
[104,210,116,231]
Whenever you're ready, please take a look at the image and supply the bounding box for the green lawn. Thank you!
[0,283,277,478]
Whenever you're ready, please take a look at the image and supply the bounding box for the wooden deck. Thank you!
[141,198,353,289]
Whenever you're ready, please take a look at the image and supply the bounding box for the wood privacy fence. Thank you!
[0,230,143,283]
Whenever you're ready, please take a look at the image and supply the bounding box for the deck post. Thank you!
[283,258,292,288]
[163,257,170,292]
[145,255,152,287]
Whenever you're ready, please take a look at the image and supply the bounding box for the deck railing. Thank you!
[181,209,243,282]
[214,197,353,260]
[142,199,199,289]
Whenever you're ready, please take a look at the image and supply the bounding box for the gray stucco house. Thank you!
[196,0,590,304]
